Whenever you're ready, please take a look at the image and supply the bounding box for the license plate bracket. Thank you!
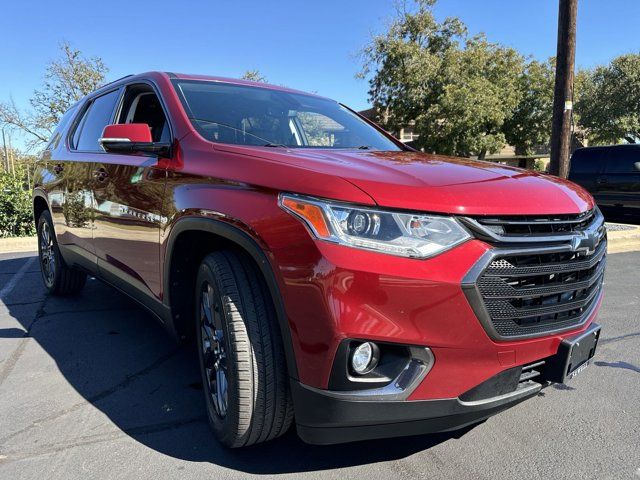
[544,323,601,383]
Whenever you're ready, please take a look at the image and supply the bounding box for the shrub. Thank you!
[0,168,35,237]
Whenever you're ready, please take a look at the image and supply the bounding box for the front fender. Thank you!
[162,213,299,380]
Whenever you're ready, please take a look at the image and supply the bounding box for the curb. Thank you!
[0,236,38,254]
[606,223,640,254]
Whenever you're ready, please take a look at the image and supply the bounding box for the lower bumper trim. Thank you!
[293,380,541,445]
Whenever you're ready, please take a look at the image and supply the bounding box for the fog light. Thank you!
[351,342,379,375]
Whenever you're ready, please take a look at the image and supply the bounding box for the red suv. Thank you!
[33,72,606,447]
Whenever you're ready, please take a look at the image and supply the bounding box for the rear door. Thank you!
[90,82,171,302]
[599,147,640,216]
[57,88,121,263]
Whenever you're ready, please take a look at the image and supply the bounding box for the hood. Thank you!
[212,144,595,216]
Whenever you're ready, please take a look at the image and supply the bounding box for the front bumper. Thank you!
[294,321,603,445]
[292,376,541,445]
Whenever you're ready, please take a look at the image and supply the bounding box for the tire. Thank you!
[195,250,293,447]
[37,210,87,295]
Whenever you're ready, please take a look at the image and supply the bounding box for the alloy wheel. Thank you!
[39,222,56,286]
[200,281,228,418]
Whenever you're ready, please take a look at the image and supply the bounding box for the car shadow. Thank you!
[1,254,478,475]
[594,360,640,374]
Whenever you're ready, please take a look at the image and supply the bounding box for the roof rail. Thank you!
[99,74,135,89]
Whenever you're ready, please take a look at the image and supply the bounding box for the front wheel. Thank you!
[195,251,293,447]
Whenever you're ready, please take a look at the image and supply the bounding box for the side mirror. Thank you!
[99,124,171,156]
[635,162,640,172]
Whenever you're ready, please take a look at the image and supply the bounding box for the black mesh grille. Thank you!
[478,240,605,337]
[464,209,607,339]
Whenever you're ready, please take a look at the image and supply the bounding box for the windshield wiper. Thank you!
[263,143,288,148]
[357,145,373,150]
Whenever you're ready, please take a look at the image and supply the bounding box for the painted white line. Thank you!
[0,256,37,301]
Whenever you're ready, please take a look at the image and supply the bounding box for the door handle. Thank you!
[596,177,608,184]
[53,164,64,175]
[93,167,109,182]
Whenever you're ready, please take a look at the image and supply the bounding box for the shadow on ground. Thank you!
[1,254,477,475]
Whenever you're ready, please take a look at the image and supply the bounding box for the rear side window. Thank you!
[45,105,78,151]
[604,148,640,173]
[570,149,605,174]
[72,89,120,151]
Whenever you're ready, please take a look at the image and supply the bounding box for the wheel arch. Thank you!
[33,191,49,223]
[163,216,299,380]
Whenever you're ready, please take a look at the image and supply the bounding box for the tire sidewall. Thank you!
[195,260,241,446]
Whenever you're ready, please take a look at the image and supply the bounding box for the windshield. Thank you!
[172,80,401,151]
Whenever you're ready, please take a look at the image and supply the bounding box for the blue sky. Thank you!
[2,0,639,149]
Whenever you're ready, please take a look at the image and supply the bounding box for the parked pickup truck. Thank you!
[569,144,640,221]
[33,72,606,447]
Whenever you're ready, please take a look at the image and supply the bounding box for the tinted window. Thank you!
[172,80,400,151]
[604,148,640,173]
[45,105,78,151]
[570,149,605,174]
[118,86,170,143]
[73,90,120,151]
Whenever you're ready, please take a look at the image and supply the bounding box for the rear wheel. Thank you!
[195,250,293,447]
[37,210,86,295]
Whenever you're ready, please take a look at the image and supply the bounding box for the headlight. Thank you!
[279,193,471,258]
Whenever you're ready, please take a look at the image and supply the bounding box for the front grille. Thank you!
[478,241,606,337]
[474,209,595,237]
[462,209,606,340]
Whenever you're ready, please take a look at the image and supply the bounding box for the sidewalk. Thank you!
[605,222,640,253]
[1,222,639,254]
[0,236,38,253]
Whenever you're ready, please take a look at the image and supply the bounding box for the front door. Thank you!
[91,83,171,301]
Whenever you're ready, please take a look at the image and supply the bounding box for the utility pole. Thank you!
[549,0,578,178]
[1,126,8,172]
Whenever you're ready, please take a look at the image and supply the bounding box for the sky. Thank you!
[1,0,639,149]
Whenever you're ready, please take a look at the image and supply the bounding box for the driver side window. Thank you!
[117,85,171,143]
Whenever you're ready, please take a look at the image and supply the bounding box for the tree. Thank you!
[0,165,36,237]
[504,59,555,155]
[241,70,268,83]
[359,0,524,158]
[0,42,108,150]
[575,53,640,144]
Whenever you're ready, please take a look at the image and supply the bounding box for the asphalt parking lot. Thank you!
[0,250,638,480]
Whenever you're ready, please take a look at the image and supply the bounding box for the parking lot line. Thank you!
[0,257,36,301]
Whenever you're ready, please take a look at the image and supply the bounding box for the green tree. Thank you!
[0,42,108,150]
[575,53,640,144]
[503,59,555,155]
[359,0,524,158]
[241,70,268,83]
